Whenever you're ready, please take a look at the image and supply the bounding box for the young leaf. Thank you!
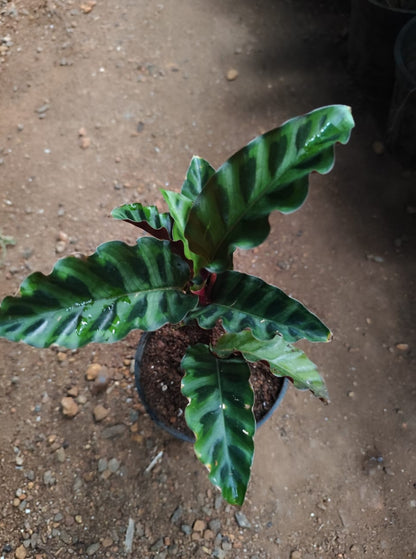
[184,105,354,271]
[0,238,197,348]
[214,330,329,401]
[180,155,216,200]
[181,344,255,506]
[189,270,331,343]
[111,203,173,240]
[161,156,216,272]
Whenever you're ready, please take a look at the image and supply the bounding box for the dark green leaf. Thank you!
[111,203,173,239]
[181,155,216,200]
[189,271,331,343]
[0,238,197,348]
[184,105,354,271]
[181,344,255,505]
[214,330,329,401]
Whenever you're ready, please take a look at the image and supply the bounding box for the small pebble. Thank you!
[235,511,251,528]
[80,136,91,149]
[85,363,106,381]
[55,447,66,463]
[226,68,239,81]
[193,519,206,533]
[93,404,109,422]
[181,524,192,535]
[61,396,79,418]
[291,551,302,559]
[43,470,56,486]
[86,542,100,556]
[170,505,183,524]
[396,343,409,351]
[15,545,27,559]
[108,458,120,473]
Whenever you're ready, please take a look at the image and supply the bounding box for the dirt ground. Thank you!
[0,0,415,558]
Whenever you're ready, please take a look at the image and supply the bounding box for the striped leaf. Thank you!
[184,105,354,271]
[0,237,197,348]
[181,344,255,505]
[189,271,331,343]
[111,203,173,240]
[180,155,216,200]
[214,330,329,401]
[162,157,215,273]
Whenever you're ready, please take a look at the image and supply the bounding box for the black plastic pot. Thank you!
[348,0,416,98]
[134,331,289,443]
[387,16,416,168]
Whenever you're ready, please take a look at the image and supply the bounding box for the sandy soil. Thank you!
[0,1,415,558]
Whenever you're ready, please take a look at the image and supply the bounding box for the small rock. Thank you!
[150,538,164,551]
[61,396,79,418]
[208,518,221,533]
[181,524,192,535]
[291,551,302,559]
[80,0,96,14]
[67,386,79,397]
[80,136,91,149]
[43,470,56,486]
[55,447,66,463]
[55,240,66,254]
[93,404,109,422]
[86,542,100,555]
[76,393,88,405]
[226,68,239,81]
[86,363,106,381]
[15,545,27,559]
[366,254,384,263]
[235,511,251,528]
[97,458,108,472]
[193,519,206,533]
[124,518,135,553]
[108,458,120,473]
[36,103,50,115]
[396,343,409,351]
[101,424,126,439]
[102,537,113,548]
[170,505,183,524]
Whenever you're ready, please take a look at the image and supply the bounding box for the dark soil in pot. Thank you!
[135,322,287,441]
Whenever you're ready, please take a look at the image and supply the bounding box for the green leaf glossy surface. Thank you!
[181,344,255,505]
[180,155,216,200]
[162,156,215,272]
[111,203,173,239]
[189,271,331,343]
[0,238,197,348]
[184,105,354,271]
[214,330,329,401]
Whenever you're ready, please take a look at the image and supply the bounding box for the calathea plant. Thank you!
[0,105,354,505]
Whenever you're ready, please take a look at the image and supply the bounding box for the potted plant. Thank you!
[0,105,354,505]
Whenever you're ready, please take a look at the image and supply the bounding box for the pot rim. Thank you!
[134,330,290,443]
